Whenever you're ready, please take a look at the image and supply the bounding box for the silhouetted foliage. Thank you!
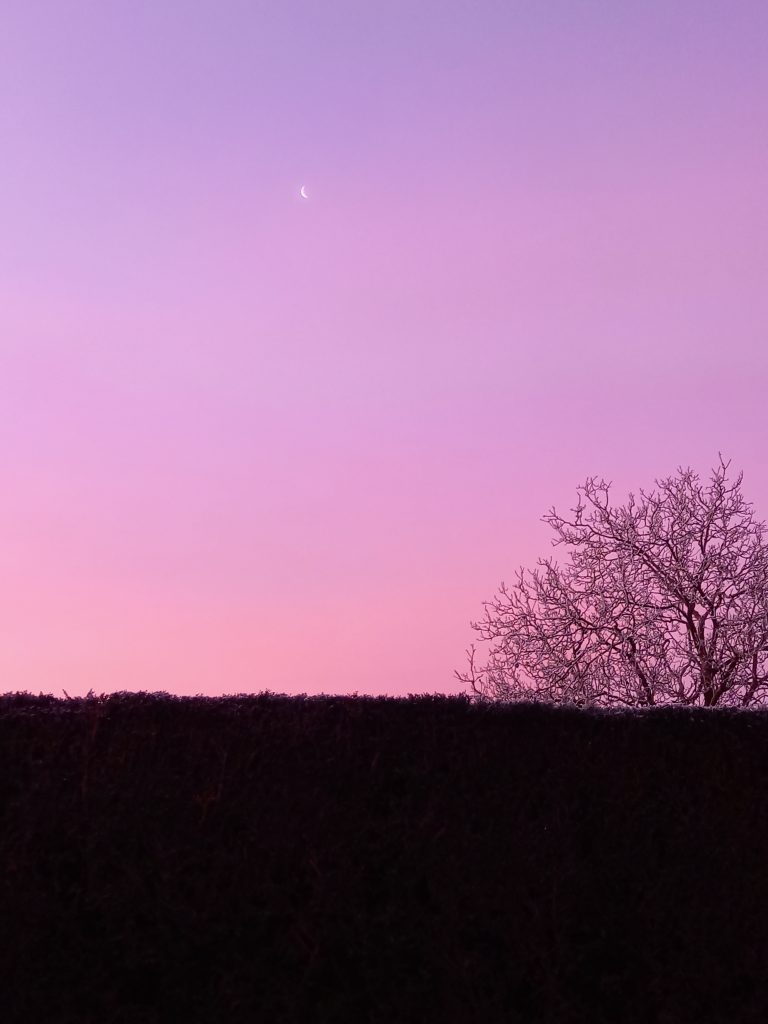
[458,455,768,707]
[2,692,768,1023]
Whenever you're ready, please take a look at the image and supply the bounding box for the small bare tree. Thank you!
[457,455,768,708]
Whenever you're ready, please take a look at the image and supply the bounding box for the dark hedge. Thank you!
[1,691,767,1023]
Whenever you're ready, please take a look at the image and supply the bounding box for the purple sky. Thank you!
[1,1,766,698]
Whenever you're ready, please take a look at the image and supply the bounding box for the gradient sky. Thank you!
[1,1,766,698]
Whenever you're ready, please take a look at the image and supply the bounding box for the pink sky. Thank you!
[1,1,766,698]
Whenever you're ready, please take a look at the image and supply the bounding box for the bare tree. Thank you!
[456,455,768,708]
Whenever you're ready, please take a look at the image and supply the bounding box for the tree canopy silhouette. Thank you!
[457,455,768,708]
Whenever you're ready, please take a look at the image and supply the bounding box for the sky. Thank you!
[1,1,766,699]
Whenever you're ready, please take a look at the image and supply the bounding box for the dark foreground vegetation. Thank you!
[2,691,767,1023]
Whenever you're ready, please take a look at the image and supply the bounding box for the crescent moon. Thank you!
[299,185,309,199]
